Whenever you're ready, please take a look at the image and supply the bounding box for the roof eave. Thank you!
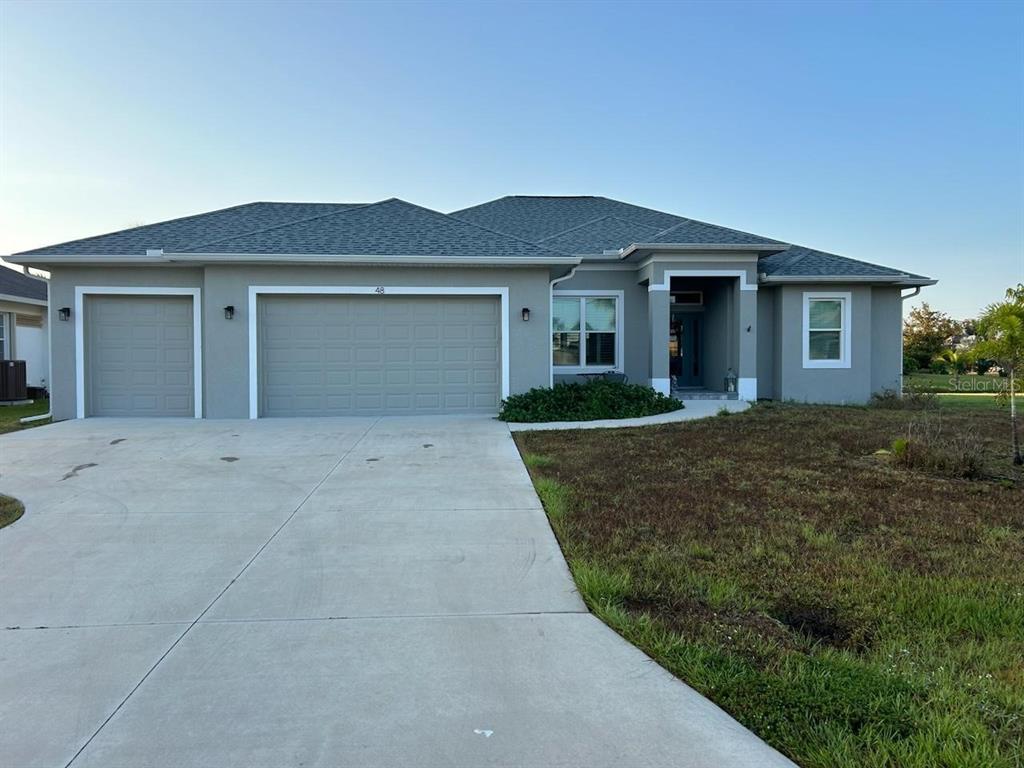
[759,273,937,287]
[0,292,47,306]
[619,242,789,261]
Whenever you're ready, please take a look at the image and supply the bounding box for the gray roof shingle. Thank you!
[16,202,364,256]
[179,198,567,259]
[758,245,929,280]
[0,265,47,301]
[540,216,663,254]
[451,196,684,242]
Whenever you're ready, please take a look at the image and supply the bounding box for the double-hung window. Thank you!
[802,292,851,368]
[552,292,622,372]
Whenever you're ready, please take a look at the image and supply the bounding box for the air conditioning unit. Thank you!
[0,360,28,401]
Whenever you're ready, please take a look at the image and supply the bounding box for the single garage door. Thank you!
[258,294,501,417]
[85,295,195,417]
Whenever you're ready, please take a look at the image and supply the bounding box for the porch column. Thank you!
[648,285,670,394]
[737,283,758,400]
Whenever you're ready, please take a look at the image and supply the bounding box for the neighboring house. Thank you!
[11,196,934,421]
[0,264,49,392]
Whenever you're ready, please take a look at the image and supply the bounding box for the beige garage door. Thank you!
[85,295,195,417]
[258,295,501,417]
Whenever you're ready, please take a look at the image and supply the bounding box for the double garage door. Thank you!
[258,295,501,417]
[83,293,501,417]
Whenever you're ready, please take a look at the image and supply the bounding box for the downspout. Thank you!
[549,265,580,387]
[898,287,922,398]
[20,283,53,424]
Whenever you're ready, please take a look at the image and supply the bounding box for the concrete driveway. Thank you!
[0,416,792,768]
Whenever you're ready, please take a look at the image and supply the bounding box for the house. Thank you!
[10,196,934,420]
[0,264,49,393]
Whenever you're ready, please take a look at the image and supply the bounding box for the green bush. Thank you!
[498,380,683,423]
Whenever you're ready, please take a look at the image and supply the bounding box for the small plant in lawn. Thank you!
[890,415,985,479]
[872,387,937,410]
[498,380,683,423]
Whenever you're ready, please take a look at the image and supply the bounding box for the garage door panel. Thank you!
[259,295,500,417]
[86,295,195,417]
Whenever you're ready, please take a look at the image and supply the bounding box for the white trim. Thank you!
[551,290,625,375]
[0,292,47,307]
[247,285,510,420]
[74,286,203,419]
[738,377,757,401]
[650,377,671,395]
[0,312,9,359]
[650,269,758,292]
[802,291,852,369]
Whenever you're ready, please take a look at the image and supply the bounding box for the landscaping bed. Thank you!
[498,380,682,423]
[515,402,1023,768]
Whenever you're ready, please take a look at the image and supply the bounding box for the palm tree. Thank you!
[934,348,966,390]
[974,284,1024,466]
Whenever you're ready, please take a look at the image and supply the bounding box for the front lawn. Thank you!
[0,399,50,435]
[515,403,1023,768]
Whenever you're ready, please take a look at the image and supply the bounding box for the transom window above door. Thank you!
[552,292,623,372]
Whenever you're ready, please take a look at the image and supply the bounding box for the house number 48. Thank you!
[374,286,385,294]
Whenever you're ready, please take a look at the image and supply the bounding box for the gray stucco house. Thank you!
[11,196,934,420]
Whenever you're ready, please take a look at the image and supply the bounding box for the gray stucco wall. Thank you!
[871,287,903,395]
[45,264,552,420]
[778,284,876,405]
[756,287,776,400]
[551,267,649,386]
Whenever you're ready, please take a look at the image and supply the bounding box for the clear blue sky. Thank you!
[1,0,1021,318]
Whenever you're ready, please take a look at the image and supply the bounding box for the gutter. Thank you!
[759,274,937,287]
[11,252,583,269]
[548,264,580,387]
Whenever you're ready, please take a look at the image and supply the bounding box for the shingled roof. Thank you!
[452,195,930,281]
[0,265,47,302]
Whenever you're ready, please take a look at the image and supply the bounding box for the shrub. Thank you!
[891,416,986,479]
[870,388,937,410]
[902,356,920,374]
[498,380,683,423]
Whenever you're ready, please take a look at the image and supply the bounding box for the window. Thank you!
[552,293,622,371]
[802,292,851,368]
[0,313,8,359]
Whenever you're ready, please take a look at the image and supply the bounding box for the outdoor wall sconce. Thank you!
[58,307,71,321]
[521,307,530,322]
[224,305,235,320]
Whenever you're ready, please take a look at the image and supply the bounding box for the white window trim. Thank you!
[551,290,625,375]
[74,286,204,419]
[802,291,852,369]
[0,312,9,359]
[247,285,510,420]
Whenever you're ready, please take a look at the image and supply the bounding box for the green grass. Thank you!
[0,494,25,529]
[904,372,1011,394]
[936,393,1020,411]
[0,399,50,434]
[516,403,1023,768]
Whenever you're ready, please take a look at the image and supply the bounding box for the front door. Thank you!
[669,313,702,388]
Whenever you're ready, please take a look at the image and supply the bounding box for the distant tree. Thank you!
[974,284,1024,466]
[903,304,962,372]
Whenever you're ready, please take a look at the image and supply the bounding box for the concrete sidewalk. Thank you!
[0,416,793,767]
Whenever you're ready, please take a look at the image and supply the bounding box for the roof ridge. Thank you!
[181,200,392,251]
[16,201,264,255]
[401,200,571,257]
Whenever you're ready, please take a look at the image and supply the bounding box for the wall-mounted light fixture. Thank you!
[224,305,235,320]
[58,307,71,321]
[521,307,530,322]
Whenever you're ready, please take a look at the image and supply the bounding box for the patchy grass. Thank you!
[0,399,50,434]
[0,494,25,529]
[516,403,1024,768]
